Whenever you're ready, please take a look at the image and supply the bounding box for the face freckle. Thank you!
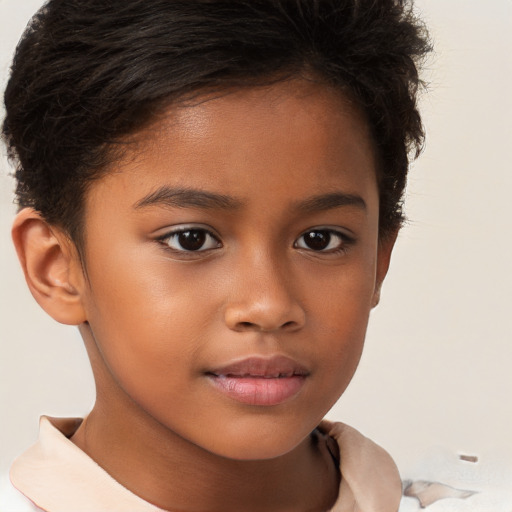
[78,79,392,461]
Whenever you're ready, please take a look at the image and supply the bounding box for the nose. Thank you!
[224,253,306,333]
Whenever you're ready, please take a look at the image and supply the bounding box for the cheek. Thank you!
[315,301,369,384]
[82,244,234,407]
[307,258,377,389]
[83,258,196,384]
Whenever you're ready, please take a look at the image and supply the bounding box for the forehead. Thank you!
[87,80,377,215]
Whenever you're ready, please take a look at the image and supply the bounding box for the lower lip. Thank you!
[208,375,306,406]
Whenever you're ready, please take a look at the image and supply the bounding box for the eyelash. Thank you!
[156,226,354,255]
[294,228,354,255]
[156,226,221,254]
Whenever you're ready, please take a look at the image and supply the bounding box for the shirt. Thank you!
[1,416,402,512]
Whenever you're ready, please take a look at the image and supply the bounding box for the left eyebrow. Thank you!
[294,192,367,214]
[133,186,244,211]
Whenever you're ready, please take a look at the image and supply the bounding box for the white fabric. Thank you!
[321,420,402,512]
[399,446,512,511]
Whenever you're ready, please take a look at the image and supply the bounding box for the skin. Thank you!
[12,79,395,511]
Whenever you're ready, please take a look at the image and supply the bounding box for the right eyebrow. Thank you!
[293,191,367,214]
[133,186,244,211]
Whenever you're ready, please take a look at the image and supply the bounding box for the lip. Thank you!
[206,355,309,406]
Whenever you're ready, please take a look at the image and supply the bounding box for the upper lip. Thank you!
[208,355,310,379]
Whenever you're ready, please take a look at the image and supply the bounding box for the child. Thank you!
[1,0,430,510]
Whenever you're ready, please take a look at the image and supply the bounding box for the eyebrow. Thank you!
[134,186,366,214]
[134,186,244,211]
[294,192,367,213]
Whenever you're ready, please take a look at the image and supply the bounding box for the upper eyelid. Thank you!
[156,226,222,255]
[295,226,355,240]
[293,228,355,254]
[155,224,221,239]
[155,225,222,250]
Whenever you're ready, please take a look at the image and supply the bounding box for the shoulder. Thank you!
[320,420,402,512]
[0,474,43,512]
[8,416,166,512]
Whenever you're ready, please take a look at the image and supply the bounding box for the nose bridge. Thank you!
[224,245,305,332]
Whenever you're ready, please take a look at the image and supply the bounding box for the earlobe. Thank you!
[372,230,398,308]
[371,285,382,308]
[12,208,87,325]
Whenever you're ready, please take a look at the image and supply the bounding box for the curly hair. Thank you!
[2,0,431,247]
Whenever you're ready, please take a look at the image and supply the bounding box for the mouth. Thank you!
[206,355,309,406]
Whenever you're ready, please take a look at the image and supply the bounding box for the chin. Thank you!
[215,442,298,461]
[201,421,310,461]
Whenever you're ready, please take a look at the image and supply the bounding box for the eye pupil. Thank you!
[178,230,206,251]
[304,230,331,251]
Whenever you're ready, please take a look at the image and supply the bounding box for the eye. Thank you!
[294,229,351,253]
[158,227,221,252]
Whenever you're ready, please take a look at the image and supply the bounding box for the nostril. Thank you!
[235,320,297,332]
[238,321,255,330]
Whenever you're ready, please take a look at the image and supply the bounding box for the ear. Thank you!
[372,230,398,308]
[12,208,87,325]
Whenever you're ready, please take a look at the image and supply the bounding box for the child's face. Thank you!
[77,80,393,460]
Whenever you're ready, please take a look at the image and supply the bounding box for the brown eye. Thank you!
[177,230,206,251]
[295,229,349,252]
[162,228,221,252]
[302,230,332,251]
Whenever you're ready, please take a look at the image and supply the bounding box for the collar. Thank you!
[319,419,402,511]
[10,416,401,512]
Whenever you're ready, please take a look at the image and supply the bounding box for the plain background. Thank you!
[1,0,511,477]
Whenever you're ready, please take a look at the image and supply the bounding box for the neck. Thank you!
[72,399,339,512]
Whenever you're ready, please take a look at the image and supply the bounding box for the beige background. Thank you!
[1,0,511,475]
